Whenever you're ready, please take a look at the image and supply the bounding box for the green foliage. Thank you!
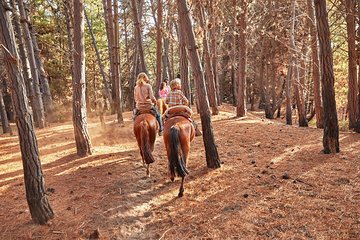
[328,2,349,119]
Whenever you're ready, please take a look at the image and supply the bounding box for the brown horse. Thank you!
[163,115,195,197]
[133,113,158,177]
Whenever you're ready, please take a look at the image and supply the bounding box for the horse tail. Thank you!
[140,120,155,164]
[169,125,189,178]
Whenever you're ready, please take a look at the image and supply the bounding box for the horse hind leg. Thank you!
[146,164,150,177]
[178,176,185,197]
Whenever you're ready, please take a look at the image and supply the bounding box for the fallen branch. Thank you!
[158,227,173,240]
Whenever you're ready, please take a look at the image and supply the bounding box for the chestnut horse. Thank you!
[133,113,158,177]
[163,115,195,197]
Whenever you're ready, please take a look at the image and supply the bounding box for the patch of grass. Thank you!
[308,118,317,128]
[338,119,349,131]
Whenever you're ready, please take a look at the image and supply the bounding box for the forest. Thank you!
[0,0,360,239]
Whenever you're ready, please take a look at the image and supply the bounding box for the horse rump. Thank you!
[169,125,189,178]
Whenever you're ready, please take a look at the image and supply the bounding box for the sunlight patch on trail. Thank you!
[0,185,11,195]
[270,146,302,164]
[56,156,131,176]
[270,141,322,164]
[0,175,22,186]
[341,139,360,154]
[0,152,21,163]
[107,164,231,221]
[105,187,180,219]
[43,142,136,166]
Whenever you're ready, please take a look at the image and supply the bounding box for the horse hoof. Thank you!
[178,192,183,198]
[170,177,175,182]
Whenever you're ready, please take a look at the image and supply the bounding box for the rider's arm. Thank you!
[147,85,157,104]
[181,92,189,106]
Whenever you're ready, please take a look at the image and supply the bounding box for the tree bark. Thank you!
[177,0,221,169]
[0,2,54,224]
[131,0,147,73]
[258,37,267,110]
[344,0,358,129]
[84,10,112,104]
[105,0,117,104]
[306,0,323,128]
[286,58,293,125]
[197,1,219,115]
[113,0,124,123]
[208,0,220,105]
[63,0,74,82]
[72,0,92,157]
[30,28,53,118]
[10,0,32,101]
[314,0,339,153]
[236,0,247,117]
[155,0,163,97]
[291,0,308,127]
[355,0,360,132]
[0,79,11,134]
[286,4,296,125]
[17,0,45,128]
[178,13,191,103]
[162,6,172,81]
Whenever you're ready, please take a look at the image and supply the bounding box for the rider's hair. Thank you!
[170,78,181,90]
[136,72,149,86]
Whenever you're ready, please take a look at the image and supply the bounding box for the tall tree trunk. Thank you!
[30,28,53,118]
[355,0,360,132]
[314,0,339,153]
[178,13,191,103]
[104,0,116,104]
[162,4,172,81]
[63,0,74,82]
[177,0,221,169]
[197,1,218,115]
[286,3,296,125]
[131,0,147,73]
[17,0,45,128]
[299,43,310,124]
[122,3,134,108]
[258,38,267,111]
[236,0,247,117]
[344,0,358,129]
[291,0,308,127]
[0,79,11,134]
[72,0,92,157]
[307,0,323,128]
[85,10,112,104]
[113,0,124,123]
[155,0,163,97]
[232,15,238,106]
[208,0,220,105]
[286,58,293,125]
[0,2,54,224]
[10,0,33,103]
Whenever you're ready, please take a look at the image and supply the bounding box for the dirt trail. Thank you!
[0,104,359,239]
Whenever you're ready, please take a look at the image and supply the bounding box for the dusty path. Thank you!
[0,105,359,239]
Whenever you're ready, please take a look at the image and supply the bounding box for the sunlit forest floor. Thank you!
[0,104,360,239]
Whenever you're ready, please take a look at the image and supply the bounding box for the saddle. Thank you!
[133,108,157,119]
[163,105,193,122]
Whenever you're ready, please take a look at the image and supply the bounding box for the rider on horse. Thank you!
[165,78,202,136]
[133,72,163,136]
